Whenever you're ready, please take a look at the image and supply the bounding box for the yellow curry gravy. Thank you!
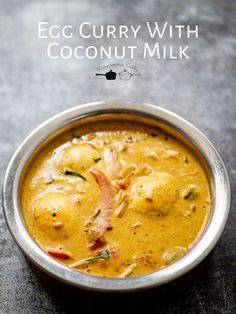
[21,120,211,278]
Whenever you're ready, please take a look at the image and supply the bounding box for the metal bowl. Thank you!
[2,101,231,292]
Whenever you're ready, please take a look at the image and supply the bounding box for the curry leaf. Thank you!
[94,157,102,163]
[71,249,110,267]
[83,249,110,263]
[64,170,87,181]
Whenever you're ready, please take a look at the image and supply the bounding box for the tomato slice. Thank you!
[89,167,114,236]
[47,250,71,259]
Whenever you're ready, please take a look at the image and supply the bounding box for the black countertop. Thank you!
[0,0,235,313]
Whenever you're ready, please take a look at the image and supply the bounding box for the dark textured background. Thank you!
[0,0,235,313]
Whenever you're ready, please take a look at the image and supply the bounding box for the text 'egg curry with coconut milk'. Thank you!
[21,120,211,278]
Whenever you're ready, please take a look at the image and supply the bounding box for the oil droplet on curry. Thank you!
[21,120,211,278]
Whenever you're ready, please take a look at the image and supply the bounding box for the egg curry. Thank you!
[21,120,211,278]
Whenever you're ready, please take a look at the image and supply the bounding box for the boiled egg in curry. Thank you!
[21,120,211,278]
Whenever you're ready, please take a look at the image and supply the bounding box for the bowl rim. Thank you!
[2,101,231,292]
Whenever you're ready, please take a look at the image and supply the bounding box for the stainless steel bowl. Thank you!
[2,101,231,292]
